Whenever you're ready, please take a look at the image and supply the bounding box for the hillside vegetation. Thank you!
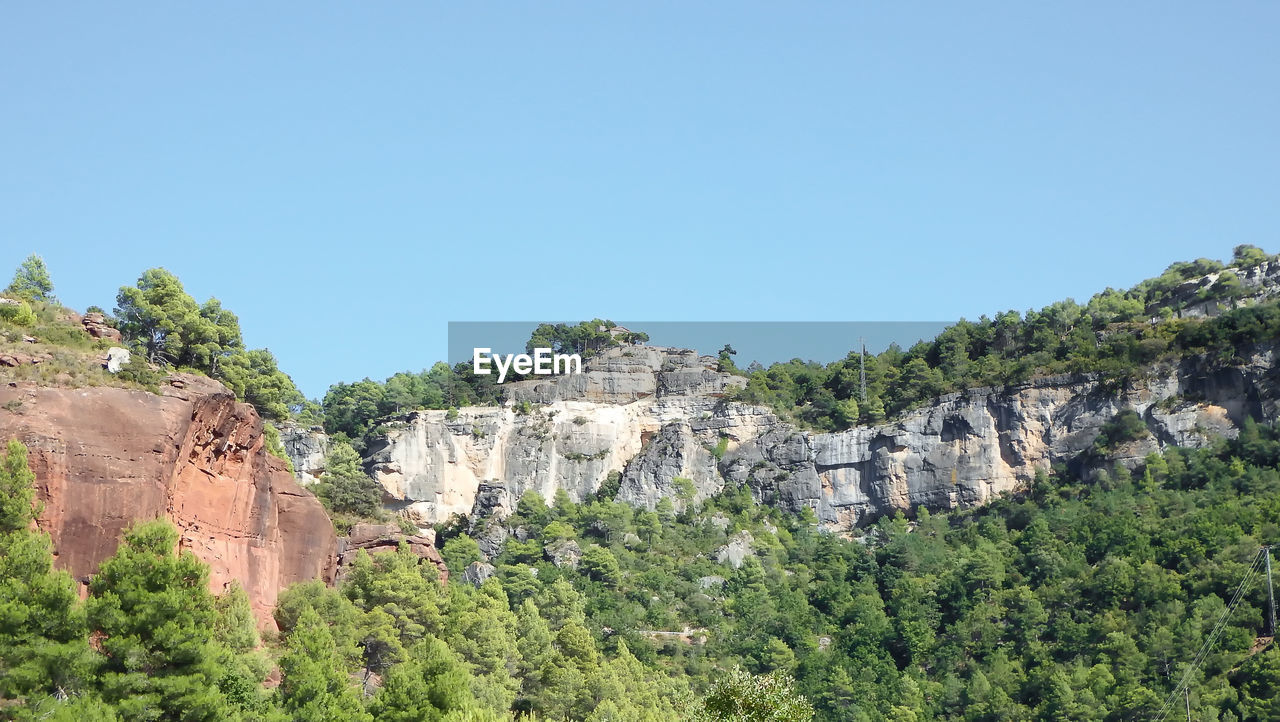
[5,248,1280,720]
[317,246,1280,445]
[5,419,1280,719]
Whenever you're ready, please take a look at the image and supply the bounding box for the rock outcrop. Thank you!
[1150,260,1280,320]
[0,374,337,628]
[279,423,329,485]
[344,343,1280,537]
[714,531,755,569]
[81,312,122,342]
[334,522,448,584]
[462,561,496,587]
[361,348,773,528]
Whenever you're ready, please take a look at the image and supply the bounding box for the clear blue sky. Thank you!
[3,3,1277,398]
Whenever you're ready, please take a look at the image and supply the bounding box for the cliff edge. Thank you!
[0,373,337,628]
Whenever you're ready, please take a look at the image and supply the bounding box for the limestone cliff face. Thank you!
[725,349,1272,529]
[280,423,329,485]
[0,374,337,627]
[340,343,1280,536]
[361,347,758,527]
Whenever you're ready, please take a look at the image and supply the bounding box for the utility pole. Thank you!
[1267,546,1277,637]
[859,337,867,404]
[1184,687,1191,722]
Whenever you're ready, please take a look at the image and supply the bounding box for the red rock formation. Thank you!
[0,374,337,629]
[81,312,123,342]
[336,522,449,585]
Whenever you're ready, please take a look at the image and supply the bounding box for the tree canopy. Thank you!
[4,253,55,303]
[114,268,304,420]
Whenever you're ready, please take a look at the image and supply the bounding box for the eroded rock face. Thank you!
[1150,260,1280,320]
[81,312,122,342]
[727,349,1280,528]
[0,374,337,628]
[502,346,745,405]
[279,423,329,485]
[361,344,1280,534]
[335,522,448,585]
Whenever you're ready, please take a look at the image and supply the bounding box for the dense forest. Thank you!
[6,412,1280,718]
[5,249,1280,719]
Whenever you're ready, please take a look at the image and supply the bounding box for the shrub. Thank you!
[0,299,37,327]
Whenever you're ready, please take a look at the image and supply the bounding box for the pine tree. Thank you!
[85,519,233,720]
[368,636,481,721]
[443,583,520,712]
[278,606,371,722]
[5,253,55,302]
[512,598,555,712]
[314,442,383,520]
[0,440,97,706]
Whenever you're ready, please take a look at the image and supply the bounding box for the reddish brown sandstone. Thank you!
[0,374,337,628]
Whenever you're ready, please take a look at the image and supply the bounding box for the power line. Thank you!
[1154,547,1268,722]
[1267,547,1276,637]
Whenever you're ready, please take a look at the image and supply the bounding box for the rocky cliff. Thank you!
[362,347,763,528]
[0,374,338,627]
[1152,258,1280,319]
[724,350,1272,529]
[339,343,1280,537]
[280,422,329,485]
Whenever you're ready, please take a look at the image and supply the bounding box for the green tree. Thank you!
[321,380,387,445]
[5,254,55,302]
[525,319,621,358]
[340,545,447,669]
[688,668,815,721]
[1232,244,1270,268]
[440,535,483,577]
[718,344,740,374]
[0,440,97,706]
[314,441,383,523]
[219,348,304,421]
[443,583,521,711]
[115,268,230,368]
[274,580,365,667]
[278,605,372,721]
[211,581,259,655]
[113,268,305,420]
[513,599,556,712]
[0,297,37,327]
[584,641,683,721]
[369,636,485,721]
[86,520,233,720]
[580,545,622,586]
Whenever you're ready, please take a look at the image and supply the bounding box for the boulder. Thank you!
[544,538,582,569]
[82,312,122,342]
[336,522,448,585]
[714,531,754,569]
[463,561,496,587]
[0,351,51,367]
[104,347,130,373]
